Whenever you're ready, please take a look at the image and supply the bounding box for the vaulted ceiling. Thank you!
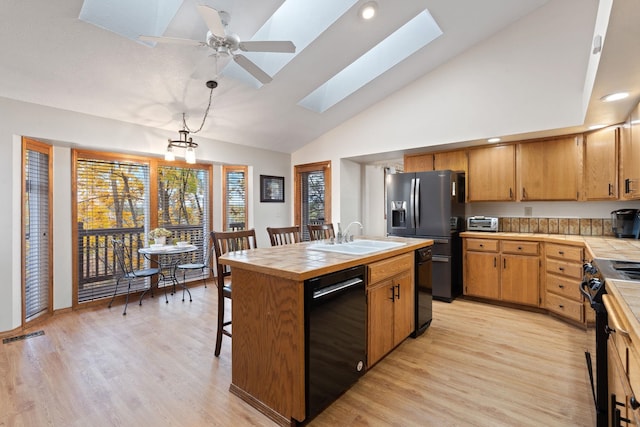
[0,0,638,155]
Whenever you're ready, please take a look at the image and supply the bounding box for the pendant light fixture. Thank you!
[165,80,217,164]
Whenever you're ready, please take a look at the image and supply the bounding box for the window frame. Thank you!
[71,149,213,307]
[22,137,53,325]
[222,165,248,230]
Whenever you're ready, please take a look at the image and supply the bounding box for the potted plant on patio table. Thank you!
[149,227,172,245]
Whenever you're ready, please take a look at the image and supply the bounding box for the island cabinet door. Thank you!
[392,270,414,347]
[368,278,395,366]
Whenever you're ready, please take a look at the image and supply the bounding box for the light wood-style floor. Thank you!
[0,284,596,426]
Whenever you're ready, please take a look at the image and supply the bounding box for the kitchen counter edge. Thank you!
[218,236,433,282]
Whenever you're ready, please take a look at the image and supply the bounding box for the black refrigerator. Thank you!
[386,170,465,304]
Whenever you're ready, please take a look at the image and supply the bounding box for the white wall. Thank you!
[291,0,599,226]
[0,96,291,333]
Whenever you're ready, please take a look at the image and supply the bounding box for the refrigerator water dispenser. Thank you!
[391,201,407,228]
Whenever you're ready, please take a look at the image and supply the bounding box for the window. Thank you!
[74,153,150,303]
[223,165,247,230]
[22,138,53,323]
[73,151,212,304]
[157,164,210,281]
[294,161,331,241]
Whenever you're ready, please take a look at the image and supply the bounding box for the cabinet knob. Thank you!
[558,251,565,255]
[558,284,565,289]
[517,246,522,250]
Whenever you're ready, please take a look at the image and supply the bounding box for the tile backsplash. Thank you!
[497,217,613,236]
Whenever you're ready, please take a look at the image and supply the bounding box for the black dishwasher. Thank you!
[304,265,366,420]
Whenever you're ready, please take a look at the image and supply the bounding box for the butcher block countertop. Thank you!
[218,235,432,281]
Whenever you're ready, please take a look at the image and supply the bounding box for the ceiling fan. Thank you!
[139,5,296,84]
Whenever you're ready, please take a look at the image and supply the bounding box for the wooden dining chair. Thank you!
[266,225,302,246]
[307,223,335,241]
[210,229,258,357]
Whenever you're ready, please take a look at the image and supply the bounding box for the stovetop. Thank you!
[593,258,640,282]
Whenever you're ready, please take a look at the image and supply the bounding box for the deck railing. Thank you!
[77,223,207,301]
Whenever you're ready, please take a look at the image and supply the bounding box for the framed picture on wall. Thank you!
[260,175,285,202]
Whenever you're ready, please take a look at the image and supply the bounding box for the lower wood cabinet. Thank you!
[463,238,540,306]
[544,243,585,324]
[367,252,414,366]
[603,294,640,426]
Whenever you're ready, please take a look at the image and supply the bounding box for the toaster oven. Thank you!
[467,216,498,232]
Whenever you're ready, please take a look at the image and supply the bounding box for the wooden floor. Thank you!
[0,285,596,426]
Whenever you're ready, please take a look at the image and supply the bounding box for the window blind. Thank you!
[157,165,210,281]
[300,170,325,241]
[24,146,51,321]
[76,157,150,302]
[223,166,247,230]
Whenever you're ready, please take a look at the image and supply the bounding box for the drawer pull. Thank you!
[558,284,565,289]
[558,251,565,255]
[479,244,484,248]
[517,246,522,250]
[558,267,565,271]
[558,304,564,309]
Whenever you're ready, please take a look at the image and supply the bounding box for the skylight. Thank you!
[298,10,443,113]
[79,0,181,43]
[222,0,359,87]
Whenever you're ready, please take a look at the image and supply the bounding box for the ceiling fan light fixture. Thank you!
[360,1,378,20]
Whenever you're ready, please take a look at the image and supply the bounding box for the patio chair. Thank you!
[109,239,165,315]
[175,241,215,300]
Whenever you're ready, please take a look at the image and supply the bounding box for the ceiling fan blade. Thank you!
[196,5,225,38]
[233,54,273,84]
[139,35,204,46]
[238,40,296,53]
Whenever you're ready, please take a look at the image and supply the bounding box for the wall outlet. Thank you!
[524,206,533,217]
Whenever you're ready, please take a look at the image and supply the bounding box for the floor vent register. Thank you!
[2,330,45,344]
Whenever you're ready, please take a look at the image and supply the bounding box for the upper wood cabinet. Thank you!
[468,145,516,201]
[404,153,433,172]
[434,150,467,174]
[518,136,582,201]
[584,126,618,200]
[621,103,640,199]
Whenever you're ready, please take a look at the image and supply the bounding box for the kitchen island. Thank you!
[218,236,432,426]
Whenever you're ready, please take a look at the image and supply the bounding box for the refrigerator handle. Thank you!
[410,178,416,229]
[415,178,420,228]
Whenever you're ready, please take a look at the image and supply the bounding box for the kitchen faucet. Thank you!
[338,221,364,243]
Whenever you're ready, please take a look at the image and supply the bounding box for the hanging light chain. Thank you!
[183,82,216,135]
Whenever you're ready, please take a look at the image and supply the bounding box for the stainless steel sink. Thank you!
[309,239,406,255]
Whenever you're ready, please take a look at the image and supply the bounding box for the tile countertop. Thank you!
[460,231,640,261]
[462,231,640,345]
